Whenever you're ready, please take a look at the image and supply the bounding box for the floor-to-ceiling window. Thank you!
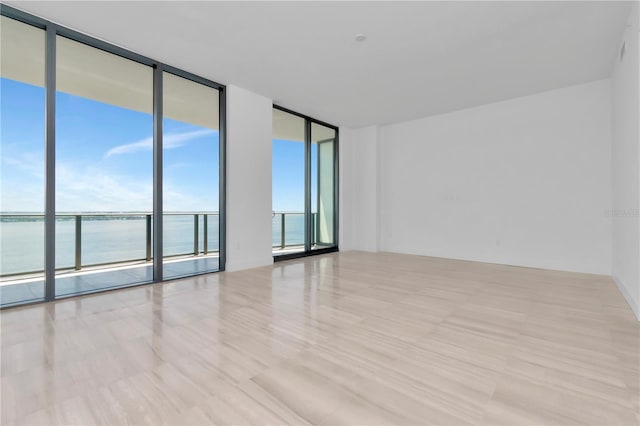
[272,106,338,259]
[0,6,225,307]
[162,72,221,279]
[0,16,46,305]
[55,35,154,296]
[272,108,306,256]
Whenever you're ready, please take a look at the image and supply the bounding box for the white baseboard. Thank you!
[613,275,640,321]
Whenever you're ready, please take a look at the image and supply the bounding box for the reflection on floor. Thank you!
[0,256,219,306]
[1,251,638,425]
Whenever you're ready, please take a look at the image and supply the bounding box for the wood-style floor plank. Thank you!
[1,251,638,425]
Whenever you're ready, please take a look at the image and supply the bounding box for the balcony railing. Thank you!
[0,212,219,278]
[1,211,319,279]
[272,211,317,249]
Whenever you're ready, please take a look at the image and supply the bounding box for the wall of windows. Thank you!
[0,9,225,306]
[272,106,339,259]
[0,6,339,307]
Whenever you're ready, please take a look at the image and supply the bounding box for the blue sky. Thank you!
[1,78,308,213]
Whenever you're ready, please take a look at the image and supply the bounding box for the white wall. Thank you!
[611,3,640,319]
[371,80,612,275]
[226,85,273,271]
[338,127,353,250]
[340,126,379,251]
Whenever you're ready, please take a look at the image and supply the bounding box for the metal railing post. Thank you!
[203,215,208,254]
[280,213,286,249]
[312,213,316,246]
[74,215,81,271]
[193,214,199,256]
[146,214,152,261]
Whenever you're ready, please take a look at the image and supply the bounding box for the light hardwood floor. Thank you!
[1,251,638,425]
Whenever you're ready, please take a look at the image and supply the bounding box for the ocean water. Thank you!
[0,214,305,275]
[271,213,305,247]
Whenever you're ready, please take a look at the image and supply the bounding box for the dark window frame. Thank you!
[272,105,340,262]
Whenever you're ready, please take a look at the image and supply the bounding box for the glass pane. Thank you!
[272,109,306,255]
[0,17,46,306]
[162,72,220,279]
[312,123,336,249]
[55,36,154,297]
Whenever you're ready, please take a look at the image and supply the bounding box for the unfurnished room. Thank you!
[0,1,639,425]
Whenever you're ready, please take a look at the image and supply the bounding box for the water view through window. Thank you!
[54,35,155,296]
[1,10,336,307]
[0,20,223,305]
[272,107,338,257]
[162,71,220,279]
[272,108,306,255]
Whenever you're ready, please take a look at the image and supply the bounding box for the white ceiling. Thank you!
[4,1,633,128]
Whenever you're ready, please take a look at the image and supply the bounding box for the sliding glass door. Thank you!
[272,106,338,259]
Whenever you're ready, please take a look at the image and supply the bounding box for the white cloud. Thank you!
[53,163,216,212]
[55,163,153,212]
[104,129,215,158]
[1,152,44,179]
